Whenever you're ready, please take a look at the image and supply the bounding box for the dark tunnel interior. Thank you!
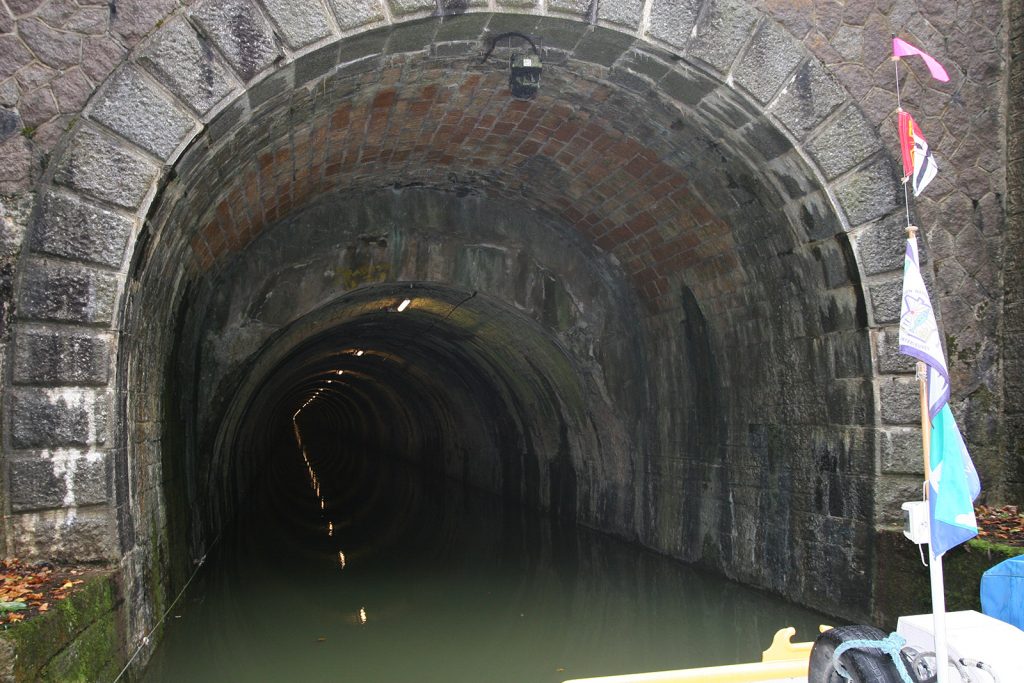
[233,282,597,524]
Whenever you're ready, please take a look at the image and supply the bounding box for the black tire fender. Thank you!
[808,625,907,683]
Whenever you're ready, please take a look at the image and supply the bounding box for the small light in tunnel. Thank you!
[338,551,346,569]
[336,370,344,375]
[397,298,412,312]
[358,607,367,625]
[355,350,364,356]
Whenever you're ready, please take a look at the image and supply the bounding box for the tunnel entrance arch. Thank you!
[5,1,917,657]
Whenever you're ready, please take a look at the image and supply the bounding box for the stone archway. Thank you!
[4,0,932,666]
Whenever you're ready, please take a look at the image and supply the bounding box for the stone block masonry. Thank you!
[0,0,1017,677]
[29,190,134,268]
[1001,0,1024,500]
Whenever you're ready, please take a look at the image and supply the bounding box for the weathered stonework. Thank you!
[1002,0,1024,501]
[88,66,198,160]
[0,0,1018,677]
[9,386,111,449]
[137,17,238,116]
[18,258,119,324]
[190,0,282,82]
[9,451,110,511]
[12,327,112,385]
[29,190,135,268]
[7,506,117,562]
[52,125,161,209]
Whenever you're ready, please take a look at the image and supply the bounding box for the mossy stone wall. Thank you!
[872,530,1024,630]
[0,571,124,683]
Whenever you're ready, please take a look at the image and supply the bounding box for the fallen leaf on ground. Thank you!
[0,559,93,625]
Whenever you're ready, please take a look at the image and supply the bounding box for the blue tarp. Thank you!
[980,555,1024,631]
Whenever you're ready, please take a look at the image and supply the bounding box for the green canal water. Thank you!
[142,437,832,683]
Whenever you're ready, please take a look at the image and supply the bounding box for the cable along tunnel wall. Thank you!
[2,6,936,665]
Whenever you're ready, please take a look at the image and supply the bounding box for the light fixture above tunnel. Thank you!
[483,31,543,100]
[396,298,412,312]
[509,53,542,99]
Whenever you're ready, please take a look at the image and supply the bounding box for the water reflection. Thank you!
[142,437,832,683]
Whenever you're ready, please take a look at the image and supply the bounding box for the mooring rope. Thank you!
[110,532,220,683]
[832,633,915,683]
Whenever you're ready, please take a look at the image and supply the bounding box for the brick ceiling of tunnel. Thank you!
[171,51,802,311]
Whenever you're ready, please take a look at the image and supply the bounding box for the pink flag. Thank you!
[893,37,949,82]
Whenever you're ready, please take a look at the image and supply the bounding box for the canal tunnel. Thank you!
[4,8,939,657]
[108,16,888,636]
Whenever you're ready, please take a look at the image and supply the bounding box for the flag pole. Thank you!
[894,36,972,683]
[908,208,950,683]
[892,35,913,228]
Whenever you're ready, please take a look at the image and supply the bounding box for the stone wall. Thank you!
[0,2,1014,494]
[761,2,1013,500]
[1003,0,1024,501]
[0,0,184,194]
[0,0,1019,668]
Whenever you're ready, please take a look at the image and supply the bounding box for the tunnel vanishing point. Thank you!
[0,0,1022,672]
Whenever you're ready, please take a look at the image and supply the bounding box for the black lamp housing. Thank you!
[509,52,542,99]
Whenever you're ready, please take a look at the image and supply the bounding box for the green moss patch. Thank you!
[872,529,1022,630]
[0,571,124,683]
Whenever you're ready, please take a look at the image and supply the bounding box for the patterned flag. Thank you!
[898,111,938,197]
[893,37,950,82]
[899,237,981,557]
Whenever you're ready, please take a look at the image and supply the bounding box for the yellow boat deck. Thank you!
[561,626,825,683]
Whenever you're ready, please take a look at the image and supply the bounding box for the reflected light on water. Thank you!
[328,521,333,537]
[338,551,346,569]
[358,607,367,625]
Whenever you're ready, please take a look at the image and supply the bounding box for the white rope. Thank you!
[110,536,218,683]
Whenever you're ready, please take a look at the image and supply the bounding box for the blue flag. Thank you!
[898,237,981,556]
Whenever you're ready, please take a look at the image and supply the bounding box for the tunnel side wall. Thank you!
[638,263,877,611]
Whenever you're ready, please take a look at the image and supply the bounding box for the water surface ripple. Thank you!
[143,440,830,682]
